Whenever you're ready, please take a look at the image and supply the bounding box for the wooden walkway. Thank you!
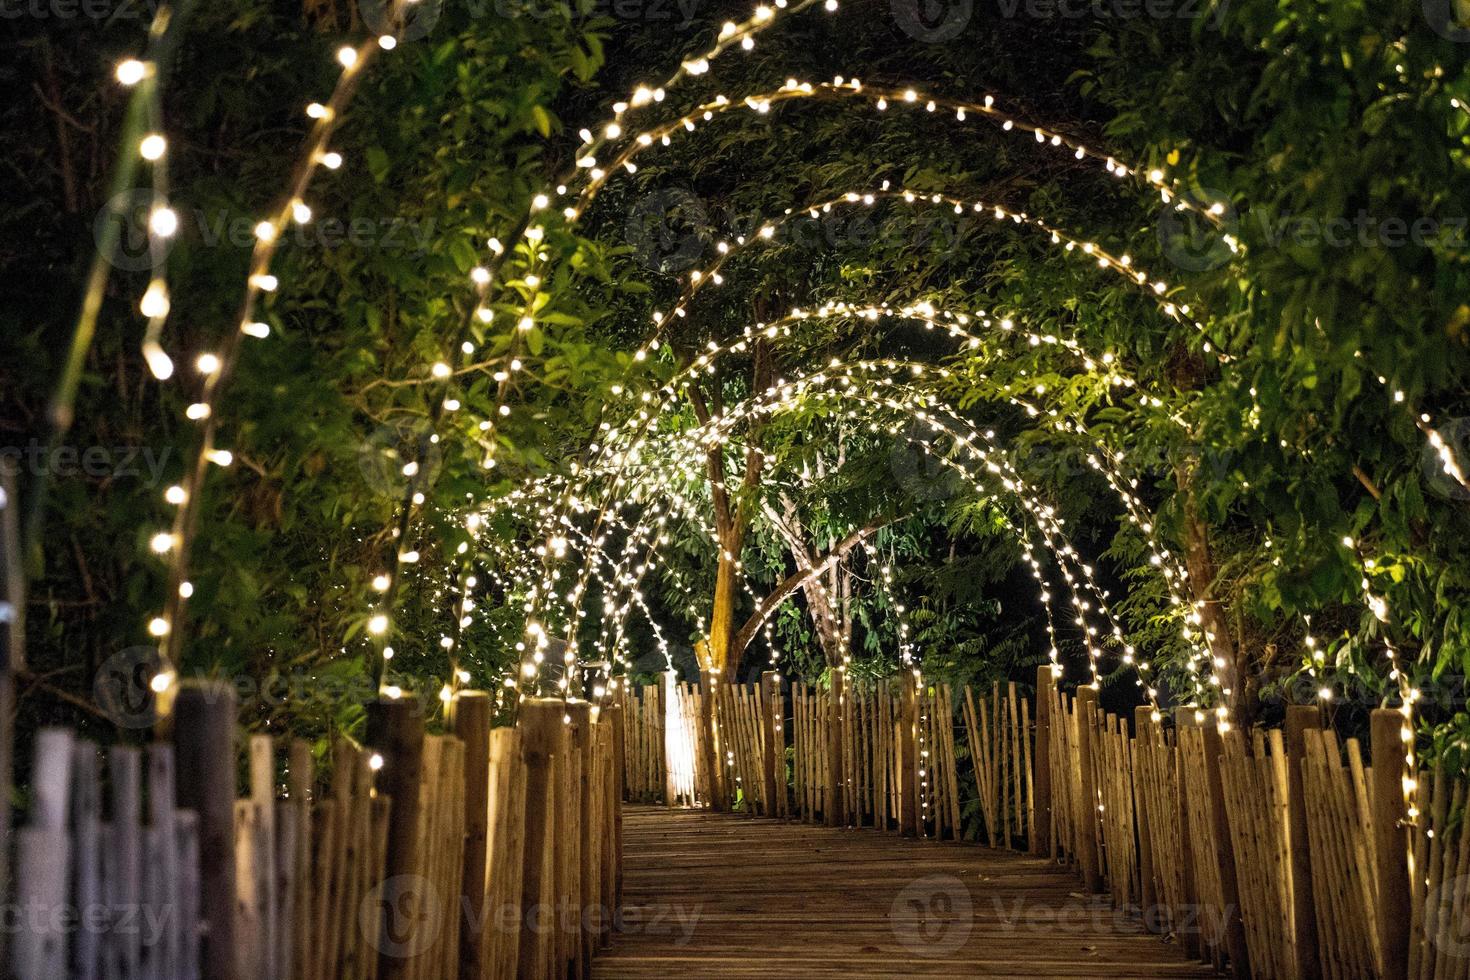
[594,806,1221,978]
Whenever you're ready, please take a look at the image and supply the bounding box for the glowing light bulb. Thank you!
[115,59,148,86]
[139,134,166,160]
[139,280,170,319]
[149,207,178,237]
[142,341,174,380]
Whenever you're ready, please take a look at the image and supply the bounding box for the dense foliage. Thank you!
[5,0,1470,764]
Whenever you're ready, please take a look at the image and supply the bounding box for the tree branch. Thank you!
[731,519,886,656]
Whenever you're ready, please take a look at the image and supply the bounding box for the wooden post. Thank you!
[826,667,846,827]
[1133,705,1159,929]
[602,703,624,937]
[897,671,919,837]
[567,701,594,979]
[1284,704,1322,980]
[1202,722,1250,978]
[364,695,426,980]
[0,462,21,968]
[1073,686,1103,892]
[516,699,563,979]
[1174,708,1201,960]
[662,672,678,807]
[452,691,491,980]
[1032,666,1054,856]
[173,680,238,980]
[608,702,624,909]
[760,671,781,818]
[698,670,725,810]
[1371,708,1411,980]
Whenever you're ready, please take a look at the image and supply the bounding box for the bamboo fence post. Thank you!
[827,667,846,827]
[567,700,594,980]
[699,669,725,811]
[13,729,72,978]
[516,699,564,979]
[1074,686,1103,891]
[662,672,678,807]
[247,735,277,980]
[1202,722,1251,978]
[173,681,238,980]
[1173,708,1202,961]
[1285,704,1323,980]
[897,671,919,837]
[364,696,426,980]
[1133,705,1159,929]
[760,671,781,817]
[453,691,492,979]
[1372,708,1411,980]
[0,461,21,967]
[1033,667,1054,856]
[608,701,625,908]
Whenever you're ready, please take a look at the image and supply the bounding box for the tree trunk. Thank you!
[1176,462,1243,720]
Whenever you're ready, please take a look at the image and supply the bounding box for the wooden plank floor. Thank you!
[593,806,1221,978]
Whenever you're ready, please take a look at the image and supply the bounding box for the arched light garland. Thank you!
[147,2,417,699]
[532,359,1158,705]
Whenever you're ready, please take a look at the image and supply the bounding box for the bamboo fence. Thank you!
[617,666,1470,980]
[8,688,621,980]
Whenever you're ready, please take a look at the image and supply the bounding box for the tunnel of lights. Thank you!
[116,0,1447,812]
